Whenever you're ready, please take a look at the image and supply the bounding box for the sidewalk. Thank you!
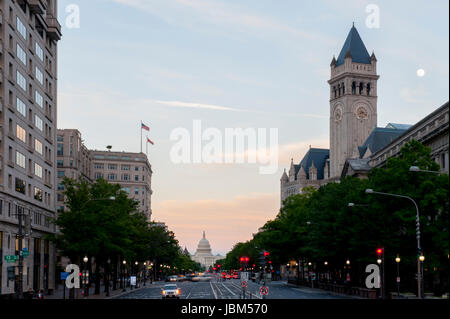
[45,282,151,299]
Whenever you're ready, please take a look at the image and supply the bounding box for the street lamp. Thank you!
[365,188,423,298]
[346,260,350,265]
[122,260,127,292]
[396,256,401,297]
[82,256,89,298]
[409,166,446,174]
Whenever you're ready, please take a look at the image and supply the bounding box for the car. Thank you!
[177,275,186,281]
[161,284,181,299]
[232,273,238,279]
[166,275,178,282]
[184,274,194,281]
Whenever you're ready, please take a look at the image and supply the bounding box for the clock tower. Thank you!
[328,25,379,178]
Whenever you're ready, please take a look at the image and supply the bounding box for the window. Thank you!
[142,188,145,195]
[35,42,44,61]
[57,194,64,202]
[122,174,130,181]
[57,135,63,142]
[16,44,27,65]
[35,91,43,108]
[16,97,26,117]
[122,187,130,194]
[35,139,43,155]
[108,174,117,181]
[121,165,130,171]
[135,166,139,171]
[57,143,63,156]
[16,17,27,39]
[135,175,139,181]
[57,183,64,191]
[34,187,43,201]
[35,67,43,85]
[16,124,26,143]
[134,188,139,195]
[107,155,118,160]
[122,156,131,161]
[35,115,43,131]
[16,151,26,168]
[108,164,117,170]
[34,163,43,178]
[93,155,105,159]
[15,178,26,194]
[57,171,65,178]
[94,172,104,180]
[94,163,104,169]
[16,71,27,91]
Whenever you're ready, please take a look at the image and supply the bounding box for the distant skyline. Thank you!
[57,0,449,255]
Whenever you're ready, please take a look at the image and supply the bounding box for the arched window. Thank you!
[366,83,371,96]
[333,86,337,98]
[359,82,364,95]
[342,83,345,95]
[352,82,356,95]
[337,84,341,96]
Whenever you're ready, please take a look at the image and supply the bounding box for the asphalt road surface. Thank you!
[115,277,354,299]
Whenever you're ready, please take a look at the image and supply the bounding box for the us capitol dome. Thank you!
[191,231,224,268]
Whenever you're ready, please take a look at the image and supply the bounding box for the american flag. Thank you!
[147,137,154,145]
[141,122,150,131]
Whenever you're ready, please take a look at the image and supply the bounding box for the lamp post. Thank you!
[409,166,447,175]
[122,260,126,292]
[419,254,425,298]
[395,256,401,297]
[366,189,423,298]
[106,258,111,297]
[82,256,89,298]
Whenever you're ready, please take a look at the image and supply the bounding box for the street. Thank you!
[115,277,355,299]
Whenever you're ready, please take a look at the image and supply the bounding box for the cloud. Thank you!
[154,100,241,111]
[112,0,336,45]
[152,192,279,254]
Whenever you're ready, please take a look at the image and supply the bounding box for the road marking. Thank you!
[221,283,237,296]
[230,281,262,299]
[210,282,218,299]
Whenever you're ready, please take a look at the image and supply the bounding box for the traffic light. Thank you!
[259,251,266,267]
[376,248,383,255]
[264,251,270,257]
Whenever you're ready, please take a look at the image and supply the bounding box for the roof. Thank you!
[297,148,330,180]
[336,25,372,67]
[385,123,413,130]
[358,127,409,158]
[347,158,371,171]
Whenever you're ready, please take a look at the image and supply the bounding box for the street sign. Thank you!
[260,286,269,296]
[241,272,249,281]
[4,255,18,263]
[22,251,30,258]
[396,277,400,283]
[60,272,69,280]
[241,281,248,288]
[130,276,137,286]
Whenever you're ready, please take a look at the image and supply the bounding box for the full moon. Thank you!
[417,69,426,77]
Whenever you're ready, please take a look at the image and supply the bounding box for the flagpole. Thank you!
[140,121,143,153]
[146,137,148,156]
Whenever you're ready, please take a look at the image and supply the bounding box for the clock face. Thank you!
[356,105,368,120]
[334,107,342,122]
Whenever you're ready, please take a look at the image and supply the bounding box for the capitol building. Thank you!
[191,232,224,269]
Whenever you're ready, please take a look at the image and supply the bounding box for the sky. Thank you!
[57,0,449,255]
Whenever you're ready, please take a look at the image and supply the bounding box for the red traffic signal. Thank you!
[376,248,384,255]
[240,257,244,262]
[264,251,270,257]
[213,267,216,271]
[268,261,272,264]
[217,264,221,268]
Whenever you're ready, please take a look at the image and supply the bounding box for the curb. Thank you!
[105,283,158,299]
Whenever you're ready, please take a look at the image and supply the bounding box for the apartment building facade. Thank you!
[55,129,153,223]
[55,129,91,213]
[90,150,153,221]
[0,0,61,297]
